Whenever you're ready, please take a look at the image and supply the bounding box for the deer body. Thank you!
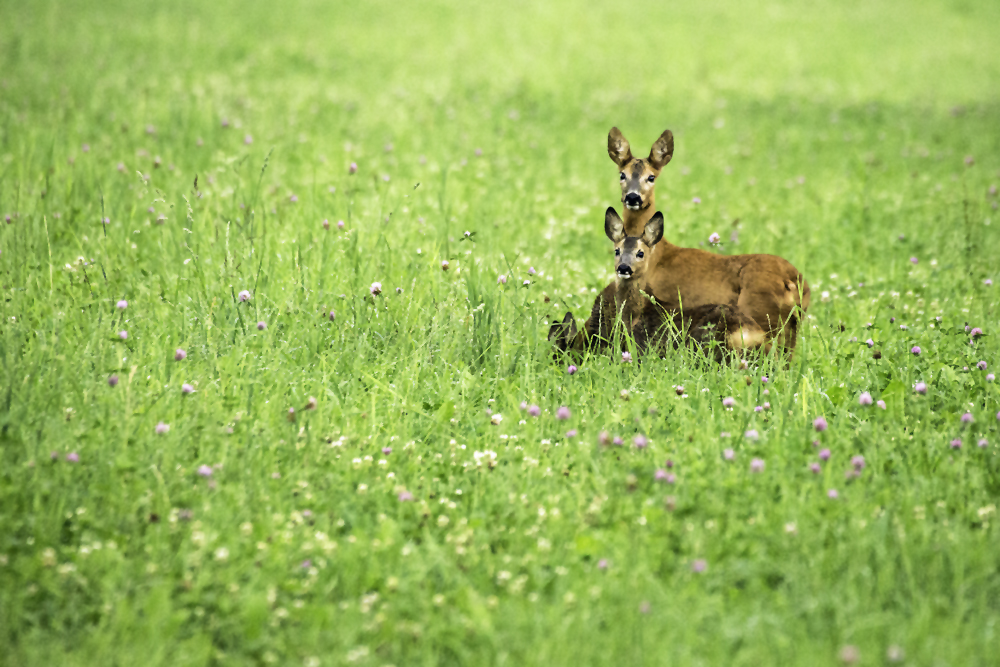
[608,127,810,351]
[550,211,766,360]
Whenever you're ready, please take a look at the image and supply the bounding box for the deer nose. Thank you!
[617,265,633,277]
[624,192,642,208]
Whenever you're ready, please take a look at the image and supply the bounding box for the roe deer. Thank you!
[607,127,810,351]
[549,209,766,361]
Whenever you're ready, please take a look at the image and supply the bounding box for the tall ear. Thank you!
[608,127,633,167]
[642,212,664,247]
[648,130,674,170]
[604,207,625,243]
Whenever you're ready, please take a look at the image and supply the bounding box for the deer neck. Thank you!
[615,274,647,328]
[623,195,655,237]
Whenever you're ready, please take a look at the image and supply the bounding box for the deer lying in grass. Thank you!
[549,209,765,361]
[605,127,810,351]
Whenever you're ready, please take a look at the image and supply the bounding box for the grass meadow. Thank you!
[2,0,1000,664]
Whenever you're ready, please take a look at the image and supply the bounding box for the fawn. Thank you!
[606,127,810,351]
[549,209,766,360]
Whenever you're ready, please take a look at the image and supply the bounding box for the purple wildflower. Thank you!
[329,310,336,321]
[750,458,765,473]
[118,331,128,340]
[633,434,648,449]
[66,452,79,463]
[745,429,759,441]
[723,448,735,460]
[851,455,865,471]
[914,382,927,394]
[175,348,186,361]
[978,361,987,370]
[566,429,578,438]
[370,282,382,296]
[181,383,194,394]
[708,232,721,244]
[612,436,624,446]
[528,404,540,417]
[108,375,119,387]
[622,351,632,363]
[813,416,828,432]
[987,374,995,382]
[382,446,392,455]
[865,338,874,347]
[911,346,921,355]
[950,438,962,449]
[691,559,707,573]
[116,300,128,310]
[349,162,358,174]
[809,462,821,474]
[597,559,608,570]
[238,290,251,302]
[859,392,873,406]
[877,400,887,409]
[961,412,973,424]
[692,197,701,204]
[337,220,345,229]
[567,365,577,375]
[598,431,610,446]
[819,448,831,461]
[556,406,570,420]
[722,396,735,408]
[827,489,839,499]
[244,134,253,145]
[977,438,988,448]
[323,219,330,230]
[257,321,266,330]
[155,422,170,434]
[398,491,414,502]
[197,465,213,477]
[497,274,507,285]
[910,257,918,264]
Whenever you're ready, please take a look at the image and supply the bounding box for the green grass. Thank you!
[2,0,1000,664]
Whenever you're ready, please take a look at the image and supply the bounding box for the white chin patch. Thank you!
[626,203,641,210]
[617,273,632,280]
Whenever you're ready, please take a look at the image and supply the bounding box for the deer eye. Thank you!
[647,175,655,183]
[614,248,620,256]
[636,251,644,258]
[619,173,626,181]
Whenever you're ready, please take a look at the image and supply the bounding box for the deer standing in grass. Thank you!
[601,126,810,352]
[549,209,764,360]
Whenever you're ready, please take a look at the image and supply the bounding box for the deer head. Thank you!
[608,127,674,213]
[605,207,664,281]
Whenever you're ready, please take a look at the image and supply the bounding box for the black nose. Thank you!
[624,193,642,207]
[617,265,632,276]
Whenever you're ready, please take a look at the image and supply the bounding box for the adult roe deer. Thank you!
[549,209,766,361]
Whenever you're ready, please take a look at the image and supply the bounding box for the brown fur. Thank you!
[606,128,810,352]
[549,213,767,361]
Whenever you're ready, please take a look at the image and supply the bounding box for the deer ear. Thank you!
[608,127,633,167]
[605,207,625,243]
[642,212,664,247]
[648,130,674,170]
